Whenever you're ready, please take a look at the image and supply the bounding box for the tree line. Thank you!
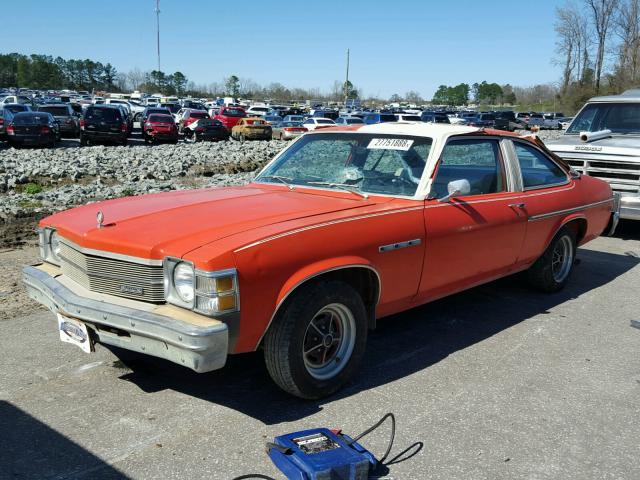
[554,0,640,110]
[0,53,118,92]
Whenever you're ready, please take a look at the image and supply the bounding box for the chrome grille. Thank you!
[563,155,640,193]
[59,241,165,302]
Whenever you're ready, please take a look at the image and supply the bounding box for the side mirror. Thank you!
[438,179,470,202]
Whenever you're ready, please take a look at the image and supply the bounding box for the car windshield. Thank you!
[317,119,334,124]
[190,111,209,119]
[347,118,364,124]
[13,113,48,125]
[566,102,640,134]
[399,115,421,121]
[39,106,69,116]
[256,133,432,197]
[148,114,173,122]
[86,108,121,121]
[224,108,246,117]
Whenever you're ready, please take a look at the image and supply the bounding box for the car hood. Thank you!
[547,134,640,156]
[44,185,373,260]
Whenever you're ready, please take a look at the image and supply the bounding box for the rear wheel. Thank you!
[263,281,368,399]
[239,133,246,142]
[526,226,577,292]
[80,135,88,146]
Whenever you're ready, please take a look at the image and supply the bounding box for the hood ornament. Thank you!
[97,210,104,229]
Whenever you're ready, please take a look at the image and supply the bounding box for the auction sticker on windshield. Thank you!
[57,313,93,353]
[367,138,414,150]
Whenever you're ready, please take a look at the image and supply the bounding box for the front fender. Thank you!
[275,255,379,307]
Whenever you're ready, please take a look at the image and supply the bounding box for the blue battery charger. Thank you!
[266,413,395,480]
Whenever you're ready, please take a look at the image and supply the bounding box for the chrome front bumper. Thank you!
[23,265,228,372]
[618,193,640,221]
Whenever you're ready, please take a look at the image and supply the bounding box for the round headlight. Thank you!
[49,231,61,260]
[173,263,194,303]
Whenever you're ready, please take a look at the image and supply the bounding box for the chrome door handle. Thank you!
[508,202,526,217]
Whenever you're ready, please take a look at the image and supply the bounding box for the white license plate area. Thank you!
[57,313,94,353]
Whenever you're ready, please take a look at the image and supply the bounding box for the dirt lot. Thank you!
[1,222,639,479]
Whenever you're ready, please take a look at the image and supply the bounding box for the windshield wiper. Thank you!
[260,175,295,190]
[307,181,368,199]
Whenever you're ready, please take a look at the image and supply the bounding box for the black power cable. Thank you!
[345,412,396,465]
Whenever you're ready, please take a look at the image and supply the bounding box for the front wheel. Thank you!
[526,226,577,292]
[263,281,368,399]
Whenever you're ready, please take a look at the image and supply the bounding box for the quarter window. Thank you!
[514,142,567,188]
[431,139,505,197]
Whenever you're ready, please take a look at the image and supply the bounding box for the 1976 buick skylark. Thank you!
[23,123,619,398]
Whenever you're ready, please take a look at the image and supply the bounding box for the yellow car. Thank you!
[231,117,272,141]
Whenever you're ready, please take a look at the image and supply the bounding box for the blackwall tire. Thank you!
[263,281,368,399]
[526,226,577,293]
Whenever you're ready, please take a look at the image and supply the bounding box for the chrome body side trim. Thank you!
[527,198,613,222]
[253,264,382,350]
[379,239,422,253]
[234,206,424,252]
[23,265,228,373]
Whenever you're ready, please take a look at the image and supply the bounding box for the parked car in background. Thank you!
[6,111,60,148]
[263,114,282,125]
[140,107,172,138]
[335,116,365,126]
[362,112,397,124]
[0,95,32,106]
[282,115,305,123]
[421,111,451,124]
[24,123,618,399]
[177,109,210,134]
[395,114,422,122]
[302,117,336,130]
[558,117,574,129]
[467,113,495,127]
[184,118,229,142]
[271,121,307,140]
[37,103,80,138]
[0,107,15,139]
[80,105,129,146]
[142,113,179,144]
[312,109,339,120]
[3,103,32,114]
[493,111,521,132]
[547,88,640,222]
[231,117,272,141]
[214,106,247,131]
[245,106,270,117]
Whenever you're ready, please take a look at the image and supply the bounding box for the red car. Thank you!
[213,106,246,131]
[177,109,210,135]
[24,124,618,399]
[143,113,179,144]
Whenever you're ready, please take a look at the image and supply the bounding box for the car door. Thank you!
[509,139,574,265]
[418,137,528,299]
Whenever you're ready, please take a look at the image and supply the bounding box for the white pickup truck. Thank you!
[547,89,640,221]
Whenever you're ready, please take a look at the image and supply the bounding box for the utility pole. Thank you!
[344,48,350,107]
[155,0,161,72]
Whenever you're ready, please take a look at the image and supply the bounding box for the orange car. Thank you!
[231,117,272,141]
[24,123,619,398]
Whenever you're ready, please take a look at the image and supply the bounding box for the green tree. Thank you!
[225,75,240,97]
[171,71,187,95]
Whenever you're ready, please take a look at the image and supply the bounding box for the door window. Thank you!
[513,142,567,188]
[431,139,505,198]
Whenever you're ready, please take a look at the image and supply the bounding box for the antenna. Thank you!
[344,48,350,106]
[155,0,161,72]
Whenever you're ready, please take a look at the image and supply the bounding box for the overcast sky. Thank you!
[3,0,566,97]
